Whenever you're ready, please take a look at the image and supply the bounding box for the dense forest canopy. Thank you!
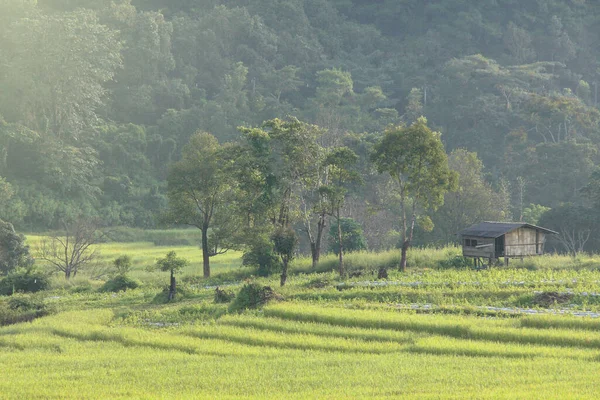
[2,0,600,252]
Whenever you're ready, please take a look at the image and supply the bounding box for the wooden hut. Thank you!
[459,222,557,267]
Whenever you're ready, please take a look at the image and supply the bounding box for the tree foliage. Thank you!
[372,118,457,271]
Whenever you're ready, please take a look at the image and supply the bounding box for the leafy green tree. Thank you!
[271,226,298,286]
[0,219,32,275]
[155,251,188,301]
[431,149,510,243]
[372,118,457,272]
[165,132,234,278]
[320,147,360,277]
[328,218,367,256]
[522,204,551,225]
[0,8,122,138]
[236,117,323,285]
[112,255,133,276]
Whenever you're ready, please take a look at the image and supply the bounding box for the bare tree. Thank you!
[556,228,591,258]
[38,218,101,279]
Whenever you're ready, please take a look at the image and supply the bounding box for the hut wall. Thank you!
[504,228,539,257]
[462,236,495,258]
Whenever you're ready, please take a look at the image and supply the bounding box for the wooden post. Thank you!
[504,257,509,266]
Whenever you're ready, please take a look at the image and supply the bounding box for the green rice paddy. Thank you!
[3,231,600,398]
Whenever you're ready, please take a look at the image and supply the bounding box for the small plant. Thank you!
[155,251,188,301]
[113,255,133,276]
[214,287,235,303]
[229,282,277,312]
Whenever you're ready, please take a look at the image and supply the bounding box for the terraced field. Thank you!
[3,301,600,398]
[5,234,600,398]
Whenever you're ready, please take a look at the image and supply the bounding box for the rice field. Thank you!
[5,231,600,398]
[3,303,600,398]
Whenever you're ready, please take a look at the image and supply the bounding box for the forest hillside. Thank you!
[2,0,600,251]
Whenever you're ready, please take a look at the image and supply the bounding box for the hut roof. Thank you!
[459,222,557,238]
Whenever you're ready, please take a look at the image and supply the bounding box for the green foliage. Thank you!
[99,275,140,293]
[328,218,367,255]
[155,251,188,275]
[438,256,474,270]
[0,293,51,326]
[242,234,282,277]
[229,282,276,312]
[0,268,50,296]
[214,287,235,304]
[112,255,133,276]
[0,219,32,275]
[271,227,298,263]
[522,204,551,225]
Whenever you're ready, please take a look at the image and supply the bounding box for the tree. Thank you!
[155,251,188,301]
[271,226,298,287]
[37,218,101,279]
[431,149,510,243]
[319,147,360,277]
[328,218,367,256]
[0,8,122,138]
[237,117,323,286]
[538,204,598,257]
[372,118,457,272]
[165,132,234,278]
[0,218,32,275]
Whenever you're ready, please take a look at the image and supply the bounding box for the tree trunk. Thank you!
[337,212,344,277]
[65,268,71,280]
[201,225,210,278]
[399,240,409,273]
[280,257,288,287]
[168,270,176,301]
[311,213,326,269]
[399,211,416,273]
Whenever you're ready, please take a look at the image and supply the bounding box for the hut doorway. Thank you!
[495,235,505,258]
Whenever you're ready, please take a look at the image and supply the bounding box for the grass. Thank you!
[6,229,600,398]
[3,305,600,398]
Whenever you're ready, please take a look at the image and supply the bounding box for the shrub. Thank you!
[99,275,140,293]
[0,294,52,326]
[0,268,50,295]
[438,256,473,270]
[229,282,277,312]
[112,255,133,276]
[214,287,235,303]
[242,235,282,277]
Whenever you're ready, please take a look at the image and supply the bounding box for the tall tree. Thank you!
[431,149,510,243]
[319,147,360,277]
[237,117,322,285]
[165,132,234,278]
[372,118,457,272]
[0,8,122,138]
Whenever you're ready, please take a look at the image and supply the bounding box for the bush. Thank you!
[438,256,473,270]
[0,269,50,295]
[229,282,277,312]
[0,294,52,326]
[242,235,282,277]
[99,275,140,292]
[214,287,235,303]
[112,255,133,275]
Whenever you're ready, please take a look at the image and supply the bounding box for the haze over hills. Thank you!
[1,0,600,250]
